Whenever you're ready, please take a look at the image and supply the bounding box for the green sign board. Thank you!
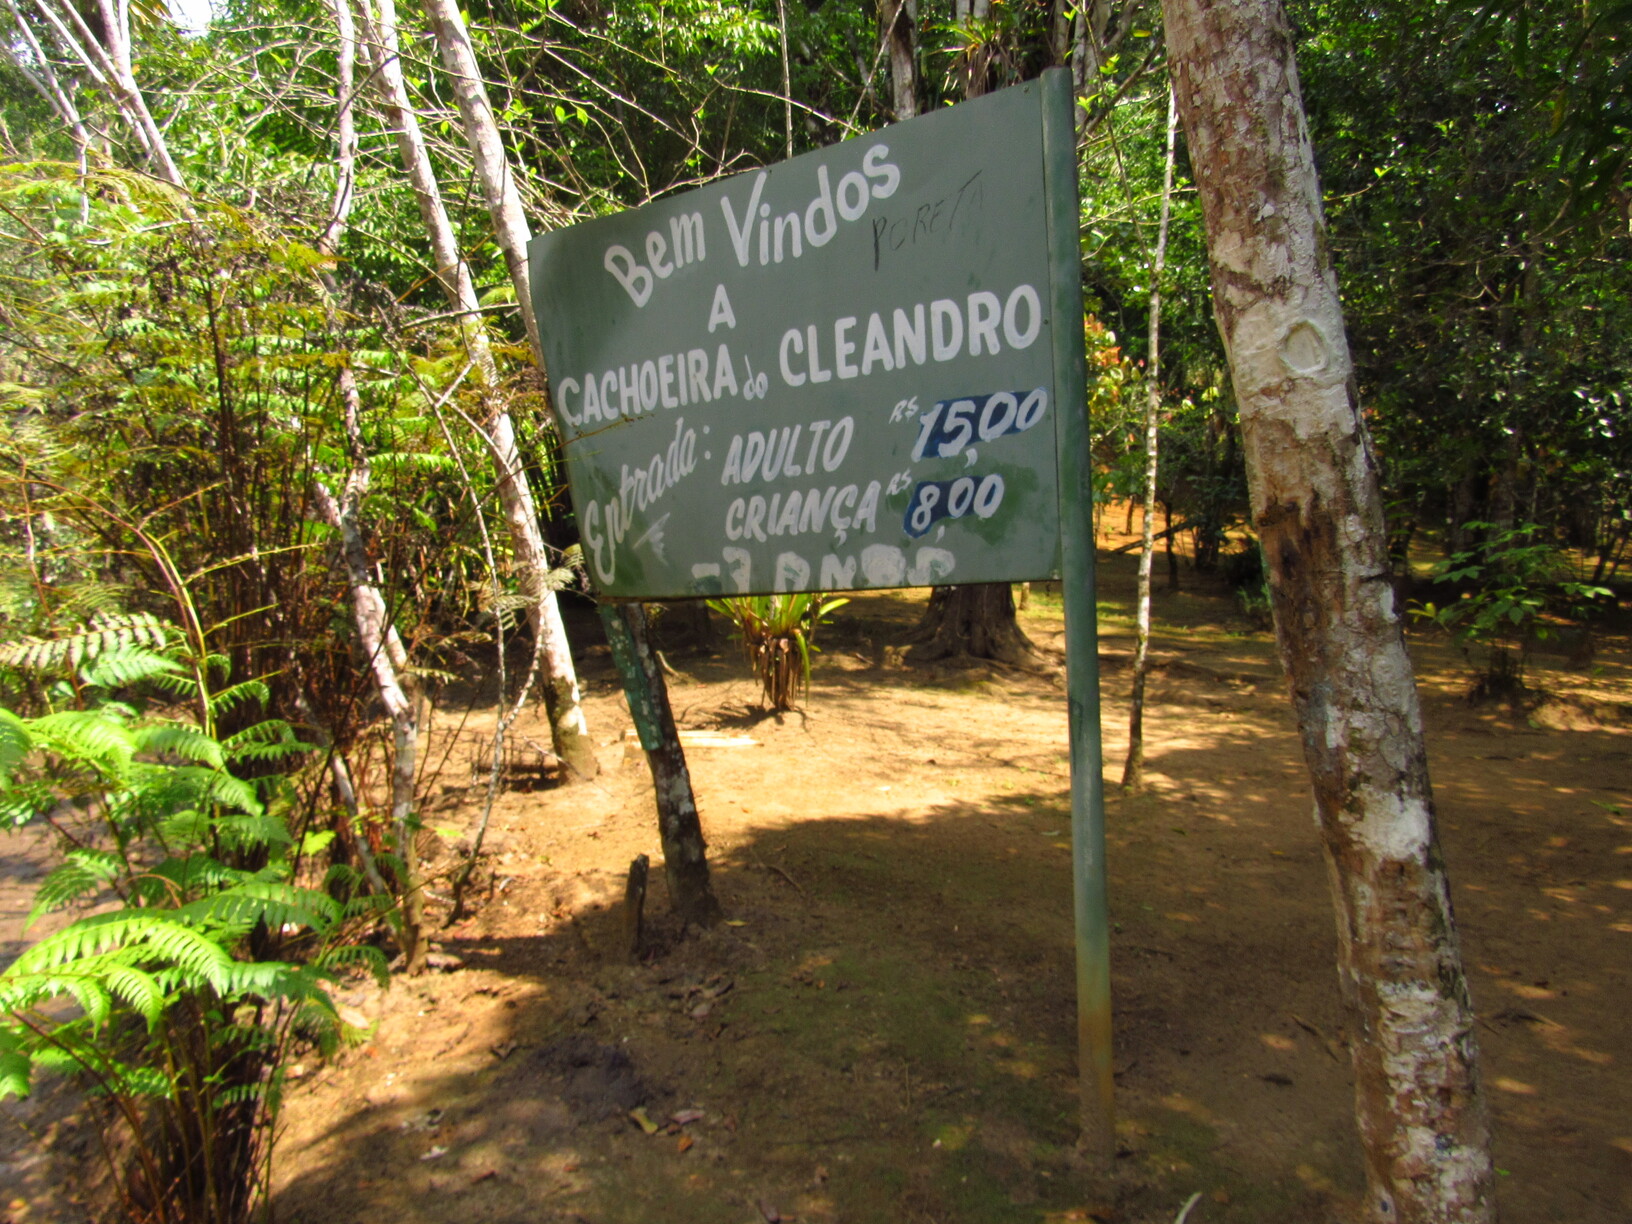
[529,78,1074,599]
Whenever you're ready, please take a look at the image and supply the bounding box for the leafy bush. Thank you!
[1410,523,1610,701]
[0,625,386,1223]
[705,593,848,711]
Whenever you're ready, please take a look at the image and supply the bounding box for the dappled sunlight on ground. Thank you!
[5,554,1630,1223]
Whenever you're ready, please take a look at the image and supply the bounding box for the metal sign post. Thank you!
[530,67,1112,1148]
[1039,69,1115,1159]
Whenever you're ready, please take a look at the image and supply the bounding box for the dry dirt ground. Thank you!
[4,546,1630,1224]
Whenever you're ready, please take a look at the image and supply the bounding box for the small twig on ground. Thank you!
[752,850,806,897]
[1173,1191,1203,1224]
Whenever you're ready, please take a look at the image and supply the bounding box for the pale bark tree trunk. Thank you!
[27,0,185,186]
[1070,0,1111,138]
[880,0,918,120]
[312,481,427,971]
[774,0,793,157]
[419,0,538,356]
[1122,84,1178,794]
[1,0,95,178]
[1159,2,1495,1221]
[311,11,426,967]
[361,0,598,782]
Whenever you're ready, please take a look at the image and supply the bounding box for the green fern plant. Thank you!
[0,674,387,1223]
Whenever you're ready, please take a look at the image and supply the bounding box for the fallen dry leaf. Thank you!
[677,1134,695,1153]
[628,1106,660,1135]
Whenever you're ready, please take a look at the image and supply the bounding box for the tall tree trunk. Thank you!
[310,12,425,967]
[880,0,918,120]
[908,584,1034,665]
[775,0,793,157]
[362,0,598,782]
[1160,3,1494,1221]
[1122,84,1178,794]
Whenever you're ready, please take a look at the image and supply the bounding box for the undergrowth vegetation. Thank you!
[706,593,849,711]
[0,611,389,1223]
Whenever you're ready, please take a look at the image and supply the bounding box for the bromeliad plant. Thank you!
[705,593,848,712]
[0,621,386,1224]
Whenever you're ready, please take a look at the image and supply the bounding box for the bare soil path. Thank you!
[4,549,1629,1224]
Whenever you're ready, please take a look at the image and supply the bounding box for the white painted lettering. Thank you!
[713,343,739,398]
[720,172,768,267]
[708,283,738,332]
[863,144,900,199]
[806,166,837,247]
[931,298,963,361]
[968,290,1002,356]
[557,376,580,427]
[1004,283,1042,349]
[645,230,672,278]
[806,324,832,383]
[604,244,652,306]
[779,328,806,386]
[836,170,870,222]
[834,316,859,379]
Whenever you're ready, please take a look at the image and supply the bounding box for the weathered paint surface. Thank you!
[1160,1,1495,1221]
[529,82,1064,599]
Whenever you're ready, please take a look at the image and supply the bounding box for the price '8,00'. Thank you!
[903,473,1005,539]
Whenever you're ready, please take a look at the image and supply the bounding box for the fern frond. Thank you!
[316,942,390,988]
[0,709,30,786]
[132,723,224,769]
[211,811,291,852]
[0,613,170,676]
[103,965,165,1028]
[340,891,395,923]
[0,788,48,829]
[153,807,211,848]
[0,1047,33,1100]
[6,912,235,991]
[176,881,340,936]
[96,1062,172,1099]
[201,770,263,817]
[28,848,121,927]
[221,719,310,766]
[64,974,112,1028]
[136,853,246,903]
[146,670,199,698]
[215,1081,269,1108]
[79,646,182,691]
[207,679,269,719]
[27,710,134,775]
[322,862,363,891]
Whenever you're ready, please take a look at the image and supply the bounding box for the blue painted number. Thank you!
[909,387,1048,461]
[903,473,1005,538]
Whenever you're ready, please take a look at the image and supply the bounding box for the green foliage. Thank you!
[706,592,849,712]
[0,620,378,1223]
[1410,522,1610,699]
[1297,0,1632,560]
